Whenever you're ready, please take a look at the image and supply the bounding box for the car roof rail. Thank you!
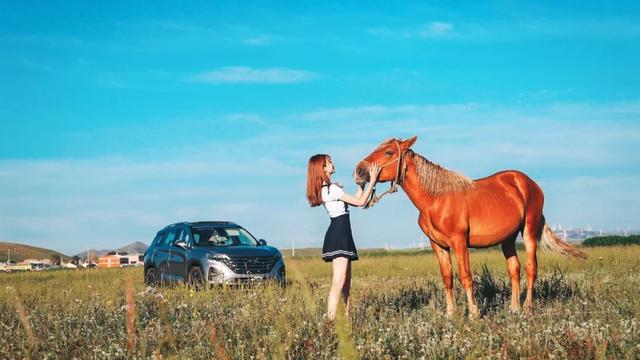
[158,221,238,231]
[189,221,238,226]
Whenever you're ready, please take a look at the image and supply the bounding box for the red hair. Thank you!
[306,154,330,207]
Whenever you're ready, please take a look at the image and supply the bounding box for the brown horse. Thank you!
[354,136,586,318]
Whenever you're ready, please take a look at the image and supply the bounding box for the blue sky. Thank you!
[1,1,639,255]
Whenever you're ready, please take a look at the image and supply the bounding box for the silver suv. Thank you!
[143,221,285,287]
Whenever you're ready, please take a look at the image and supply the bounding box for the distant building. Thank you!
[98,255,120,268]
[20,259,53,271]
[61,262,77,269]
[98,252,143,268]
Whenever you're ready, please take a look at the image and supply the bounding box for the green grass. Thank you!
[1,246,639,359]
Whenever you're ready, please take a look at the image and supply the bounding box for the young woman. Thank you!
[306,154,380,320]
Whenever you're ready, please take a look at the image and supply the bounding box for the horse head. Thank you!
[354,136,417,186]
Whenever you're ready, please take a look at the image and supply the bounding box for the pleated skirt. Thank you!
[322,213,358,262]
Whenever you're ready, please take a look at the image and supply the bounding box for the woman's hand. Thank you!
[339,163,381,207]
[368,163,381,182]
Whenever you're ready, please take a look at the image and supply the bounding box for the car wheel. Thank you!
[145,267,159,286]
[188,266,205,290]
[278,266,286,288]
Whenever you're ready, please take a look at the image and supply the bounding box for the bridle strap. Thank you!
[360,140,407,209]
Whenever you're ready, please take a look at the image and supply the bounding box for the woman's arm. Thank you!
[339,164,380,207]
[355,181,364,198]
[353,170,365,198]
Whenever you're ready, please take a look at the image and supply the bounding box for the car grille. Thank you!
[221,255,280,275]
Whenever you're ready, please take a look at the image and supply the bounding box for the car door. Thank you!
[145,231,163,269]
[156,228,178,282]
[167,227,189,281]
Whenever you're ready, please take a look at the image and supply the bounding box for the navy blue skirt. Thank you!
[322,214,358,262]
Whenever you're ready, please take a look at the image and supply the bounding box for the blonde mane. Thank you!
[408,150,475,196]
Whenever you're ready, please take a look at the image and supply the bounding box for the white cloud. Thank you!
[518,19,640,39]
[0,155,302,255]
[297,101,640,173]
[418,22,455,38]
[225,113,265,124]
[188,66,318,84]
[301,103,479,122]
[1,100,639,254]
[369,22,456,40]
[241,35,274,46]
[368,18,640,43]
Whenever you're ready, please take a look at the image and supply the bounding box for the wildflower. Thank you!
[137,286,161,298]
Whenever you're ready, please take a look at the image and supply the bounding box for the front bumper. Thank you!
[205,259,285,285]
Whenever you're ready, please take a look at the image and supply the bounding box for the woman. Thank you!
[306,154,380,320]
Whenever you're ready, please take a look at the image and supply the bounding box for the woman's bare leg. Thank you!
[327,257,349,320]
[341,260,352,317]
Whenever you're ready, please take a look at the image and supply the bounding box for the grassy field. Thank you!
[1,246,639,359]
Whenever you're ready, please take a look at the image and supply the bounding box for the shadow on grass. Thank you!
[355,281,439,321]
[473,264,511,314]
[353,265,582,319]
[531,265,581,302]
[472,264,583,315]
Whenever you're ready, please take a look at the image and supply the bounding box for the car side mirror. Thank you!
[174,240,187,249]
[258,239,267,246]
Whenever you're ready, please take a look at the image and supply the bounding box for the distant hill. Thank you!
[73,241,149,259]
[0,242,69,263]
[116,241,148,254]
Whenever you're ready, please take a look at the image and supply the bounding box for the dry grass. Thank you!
[0,246,639,359]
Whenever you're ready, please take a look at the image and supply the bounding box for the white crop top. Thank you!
[322,183,349,218]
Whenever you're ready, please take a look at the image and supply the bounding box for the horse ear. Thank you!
[402,136,417,149]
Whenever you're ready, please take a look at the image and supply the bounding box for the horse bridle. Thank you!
[359,140,407,209]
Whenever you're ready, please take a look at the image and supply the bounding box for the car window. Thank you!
[179,228,190,243]
[179,228,189,241]
[174,229,183,244]
[162,229,177,246]
[151,232,164,247]
[173,228,190,245]
[192,227,258,246]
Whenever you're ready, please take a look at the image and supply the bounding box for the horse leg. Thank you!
[451,239,480,318]
[429,240,455,317]
[501,236,521,312]
[522,215,543,312]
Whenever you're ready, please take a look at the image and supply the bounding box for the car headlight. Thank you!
[207,253,230,261]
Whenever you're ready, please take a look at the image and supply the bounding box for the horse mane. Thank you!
[407,150,475,196]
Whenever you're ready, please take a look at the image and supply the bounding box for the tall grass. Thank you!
[0,246,638,359]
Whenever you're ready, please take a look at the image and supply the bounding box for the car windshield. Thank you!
[192,227,258,247]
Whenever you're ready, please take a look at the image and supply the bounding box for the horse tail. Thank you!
[540,216,587,259]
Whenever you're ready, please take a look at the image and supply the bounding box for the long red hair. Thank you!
[306,154,331,207]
